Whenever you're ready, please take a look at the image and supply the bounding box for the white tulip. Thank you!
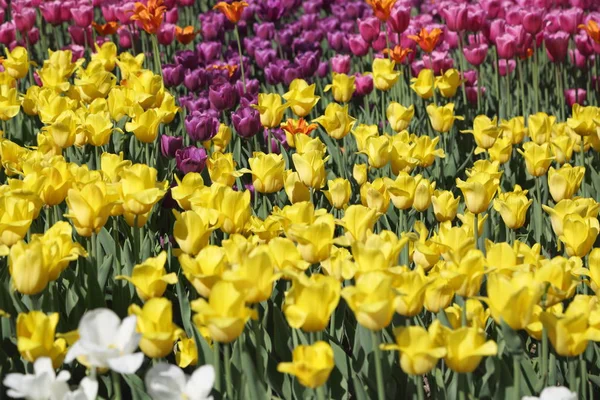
[522,386,577,400]
[3,357,70,400]
[145,363,215,400]
[65,308,144,374]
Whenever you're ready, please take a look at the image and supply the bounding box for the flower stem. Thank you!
[371,330,385,400]
[213,341,221,393]
[224,343,234,399]
[111,370,122,400]
[151,34,163,78]
[513,356,521,398]
[473,212,479,251]
[234,25,247,94]
[535,178,542,244]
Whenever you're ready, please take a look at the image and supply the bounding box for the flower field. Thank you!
[1,0,600,399]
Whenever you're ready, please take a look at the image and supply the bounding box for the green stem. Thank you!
[473,213,479,251]
[580,354,588,400]
[535,178,542,244]
[579,144,587,198]
[151,34,163,77]
[569,358,577,394]
[533,44,540,113]
[224,344,233,399]
[371,330,385,400]
[513,356,521,398]
[457,34,468,103]
[214,342,221,393]
[111,370,122,400]
[416,375,424,400]
[541,326,548,386]
[234,25,247,94]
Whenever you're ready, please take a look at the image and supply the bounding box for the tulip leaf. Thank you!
[122,373,151,400]
[98,227,116,260]
[588,374,600,388]
[500,320,523,355]
[519,357,538,396]
[98,255,114,291]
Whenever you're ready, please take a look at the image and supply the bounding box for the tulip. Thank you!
[386,172,420,210]
[461,115,501,150]
[128,298,182,358]
[518,142,555,177]
[372,58,400,91]
[360,179,390,214]
[500,116,526,145]
[116,252,177,301]
[283,273,340,332]
[119,164,167,222]
[232,107,262,139]
[313,103,356,140]
[253,93,289,128]
[207,152,242,187]
[170,173,204,210]
[443,326,498,373]
[463,43,488,66]
[431,190,460,222]
[324,178,352,210]
[488,136,513,164]
[353,164,368,186]
[408,27,443,53]
[242,151,285,193]
[277,342,334,389]
[381,322,446,375]
[185,111,220,143]
[173,209,220,256]
[160,135,183,158]
[284,171,311,204]
[192,281,257,343]
[427,103,464,133]
[435,69,462,98]
[559,214,600,258]
[545,31,570,63]
[64,181,117,237]
[16,312,66,369]
[175,336,199,368]
[352,231,407,275]
[358,17,380,43]
[445,299,491,330]
[548,164,585,202]
[386,103,414,132]
[211,185,252,235]
[493,185,533,230]
[360,136,391,169]
[282,79,320,118]
[125,107,162,144]
[3,46,29,79]
[208,82,238,111]
[324,73,356,103]
[413,178,436,213]
[484,272,542,330]
[567,104,600,136]
[411,135,445,168]
[330,55,351,74]
[409,68,434,99]
[354,73,374,96]
[65,308,144,374]
[534,256,580,307]
[35,222,87,281]
[146,363,214,400]
[456,172,499,215]
[388,6,410,33]
[175,146,208,175]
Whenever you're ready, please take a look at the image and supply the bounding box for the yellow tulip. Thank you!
[320,246,357,281]
[543,198,597,237]
[457,211,488,238]
[488,135,513,164]
[4,46,30,79]
[74,60,117,103]
[541,296,600,357]
[0,85,21,121]
[173,209,220,256]
[283,273,340,332]
[385,172,421,210]
[125,105,162,143]
[192,281,258,343]
[207,152,242,187]
[413,177,436,213]
[176,336,200,368]
[222,246,280,303]
[0,193,36,246]
[360,178,390,214]
[534,256,580,306]
[324,178,351,209]
[567,104,599,136]
[277,342,334,389]
[282,79,319,117]
[129,298,183,358]
[292,150,328,190]
[427,103,464,133]
[91,41,117,72]
[82,112,114,147]
[548,164,585,202]
[528,112,556,144]
[253,93,289,128]
[431,190,460,222]
[352,124,379,152]
[64,181,118,237]
[434,221,475,262]
[284,170,311,204]
[456,172,499,214]
[484,272,543,330]
[461,115,501,150]
[387,102,414,132]
[423,268,455,313]
[551,132,576,165]
[559,214,599,257]
[346,267,398,333]
[9,240,48,295]
[500,116,526,144]
[526,303,564,341]
[391,266,431,316]
[244,151,285,193]
[211,184,252,235]
[171,172,204,211]
[435,68,461,98]
[353,163,368,186]
[324,73,356,103]
[410,134,445,168]
[17,311,66,369]
[107,86,134,121]
[412,221,441,270]
[352,230,408,274]
[287,214,335,263]
[493,185,533,230]
[442,325,498,373]
[35,221,87,281]
[179,245,227,297]
[124,69,164,109]
[43,110,79,149]
[444,299,491,329]
[267,237,310,274]
[293,134,327,155]
[116,52,145,78]
[372,58,399,91]
[313,102,356,140]
[116,251,177,301]
[360,135,390,168]
[381,323,446,375]
[339,204,380,243]
[119,163,168,218]
[410,68,434,99]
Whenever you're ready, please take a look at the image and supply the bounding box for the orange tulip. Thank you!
[408,28,443,53]
[175,26,196,45]
[129,0,166,35]
[383,45,412,64]
[213,1,249,24]
[92,21,120,36]
[579,20,600,44]
[365,0,397,22]
[281,118,318,136]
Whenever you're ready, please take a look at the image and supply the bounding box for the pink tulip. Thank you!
[463,70,478,86]
[69,26,92,46]
[488,19,506,43]
[467,7,486,32]
[40,1,63,25]
[354,73,374,96]
[522,9,544,34]
[331,54,351,74]
[498,59,516,76]
[545,31,570,63]
[505,7,523,26]
[442,4,468,32]
[118,26,134,49]
[388,6,410,34]
[481,0,503,19]
[569,49,589,69]
[466,86,485,105]
[157,23,176,46]
[464,43,488,66]
[496,34,517,59]
[559,8,583,35]
[71,5,93,28]
[101,6,117,22]
[0,22,15,45]
[565,88,587,107]
[165,8,178,24]
[372,32,387,52]
[358,17,380,43]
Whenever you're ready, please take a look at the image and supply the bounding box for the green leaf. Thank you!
[122,373,151,400]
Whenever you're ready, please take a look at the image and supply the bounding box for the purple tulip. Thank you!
[161,135,183,158]
[208,82,238,111]
[157,23,176,46]
[331,55,351,74]
[175,50,198,70]
[197,42,222,65]
[296,51,320,77]
[255,48,277,69]
[165,8,178,24]
[185,111,220,142]
[176,146,208,175]
[256,22,275,40]
[0,22,16,45]
[354,73,374,97]
[163,64,185,87]
[349,34,370,57]
[545,31,570,63]
[388,6,410,34]
[232,107,262,139]
[317,61,329,78]
[183,69,206,92]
